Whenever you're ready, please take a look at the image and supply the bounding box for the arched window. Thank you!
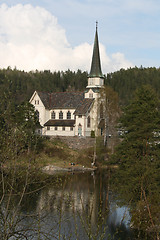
[67,111,71,119]
[36,110,39,119]
[59,111,63,119]
[51,111,55,119]
[89,93,93,98]
[100,103,103,119]
[87,116,90,128]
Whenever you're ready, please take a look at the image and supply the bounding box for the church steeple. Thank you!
[86,22,104,90]
[89,22,103,78]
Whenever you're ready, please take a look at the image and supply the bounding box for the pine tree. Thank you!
[115,84,160,166]
[112,85,160,238]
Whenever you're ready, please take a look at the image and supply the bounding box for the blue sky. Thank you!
[0,0,160,73]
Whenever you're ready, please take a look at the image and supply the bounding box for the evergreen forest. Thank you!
[1,66,160,105]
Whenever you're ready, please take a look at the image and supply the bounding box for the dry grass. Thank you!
[3,138,93,171]
[35,138,93,168]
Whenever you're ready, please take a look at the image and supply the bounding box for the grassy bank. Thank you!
[4,137,95,171]
[2,136,115,175]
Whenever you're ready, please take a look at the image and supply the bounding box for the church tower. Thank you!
[84,23,105,137]
[86,22,104,93]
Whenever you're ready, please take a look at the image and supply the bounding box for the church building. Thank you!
[30,25,105,137]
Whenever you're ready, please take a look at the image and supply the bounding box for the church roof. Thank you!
[37,91,84,109]
[44,120,75,127]
[89,23,103,78]
[74,98,94,115]
[37,91,94,115]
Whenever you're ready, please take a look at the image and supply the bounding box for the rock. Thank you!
[42,165,96,175]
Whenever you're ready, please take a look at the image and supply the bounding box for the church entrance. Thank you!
[78,124,82,136]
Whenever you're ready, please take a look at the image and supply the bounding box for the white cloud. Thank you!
[111,52,133,72]
[0,4,133,73]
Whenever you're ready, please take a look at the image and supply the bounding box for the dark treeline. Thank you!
[0,67,88,104]
[1,66,160,105]
[106,66,160,105]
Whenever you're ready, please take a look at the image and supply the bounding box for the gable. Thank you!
[74,98,94,115]
[29,91,45,108]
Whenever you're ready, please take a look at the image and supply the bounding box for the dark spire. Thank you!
[89,22,103,78]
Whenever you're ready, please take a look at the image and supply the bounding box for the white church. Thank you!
[30,25,105,137]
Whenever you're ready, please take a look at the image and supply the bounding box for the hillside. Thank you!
[0,66,160,106]
[0,68,88,104]
[106,66,160,105]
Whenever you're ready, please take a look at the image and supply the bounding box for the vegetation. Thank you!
[1,66,160,239]
[0,89,41,165]
[111,85,160,239]
[99,86,121,148]
[113,85,160,164]
[1,66,160,107]
[106,66,160,105]
[35,137,95,169]
[0,68,88,104]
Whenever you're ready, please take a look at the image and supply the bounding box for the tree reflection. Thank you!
[0,168,134,240]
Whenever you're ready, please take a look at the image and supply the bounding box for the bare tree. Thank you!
[99,86,121,150]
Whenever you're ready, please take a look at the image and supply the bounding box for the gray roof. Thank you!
[74,98,94,115]
[85,88,100,93]
[88,26,104,78]
[37,91,84,109]
[37,91,94,116]
[44,120,75,127]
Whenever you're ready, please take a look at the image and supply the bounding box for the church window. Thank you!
[51,111,55,119]
[70,127,73,131]
[62,127,65,131]
[55,126,57,130]
[59,111,63,119]
[87,116,91,128]
[100,103,103,119]
[90,79,93,85]
[89,93,93,98]
[47,126,50,130]
[35,100,39,105]
[67,111,71,119]
[36,110,39,119]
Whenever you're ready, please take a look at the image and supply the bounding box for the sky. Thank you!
[0,0,160,74]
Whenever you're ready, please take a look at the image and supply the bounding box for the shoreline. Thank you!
[42,165,97,174]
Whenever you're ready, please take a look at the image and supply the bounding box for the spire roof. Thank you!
[89,22,103,78]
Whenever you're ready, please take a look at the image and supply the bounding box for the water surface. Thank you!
[17,170,132,239]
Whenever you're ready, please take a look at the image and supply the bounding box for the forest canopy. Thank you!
[0,66,160,105]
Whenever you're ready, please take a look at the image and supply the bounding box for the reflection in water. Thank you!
[20,170,132,239]
[1,170,133,239]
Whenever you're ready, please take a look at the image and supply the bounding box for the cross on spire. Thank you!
[96,21,98,30]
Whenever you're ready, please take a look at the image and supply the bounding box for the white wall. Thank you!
[75,115,85,136]
[86,77,104,88]
[30,92,46,126]
[85,89,99,99]
[30,91,103,137]
[49,109,75,120]
[45,126,75,136]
